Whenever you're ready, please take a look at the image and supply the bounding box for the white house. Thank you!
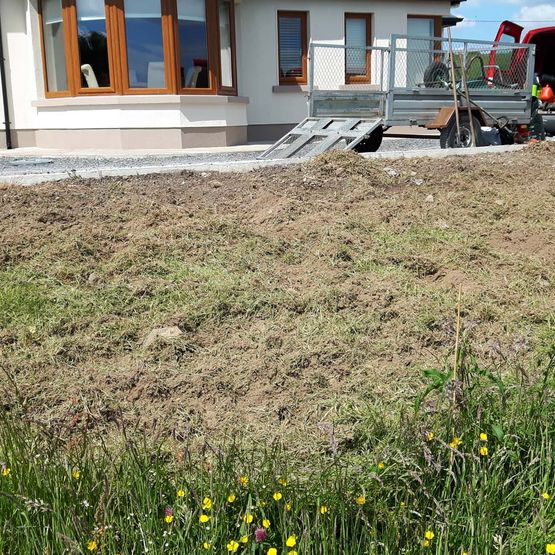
[0,0,464,150]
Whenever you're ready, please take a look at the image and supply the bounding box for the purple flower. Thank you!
[165,506,174,517]
[255,528,267,543]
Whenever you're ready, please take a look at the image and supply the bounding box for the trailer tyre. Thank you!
[440,114,483,149]
[353,126,384,153]
[424,62,449,88]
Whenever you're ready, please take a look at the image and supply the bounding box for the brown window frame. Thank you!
[277,10,308,86]
[38,0,237,98]
[344,13,372,84]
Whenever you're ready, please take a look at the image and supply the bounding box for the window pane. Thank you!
[346,18,367,75]
[407,18,434,88]
[124,0,165,89]
[42,0,68,91]
[76,0,110,88]
[177,0,210,89]
[279,15,303,79]
[219,0,233,88]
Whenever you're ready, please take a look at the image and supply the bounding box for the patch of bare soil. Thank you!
[0,145,554,450]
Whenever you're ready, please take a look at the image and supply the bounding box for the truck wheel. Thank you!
[353,126,384,153]
[440,114,482,148]
[424,62,449,88]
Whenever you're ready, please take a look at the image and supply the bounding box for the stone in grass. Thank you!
[142,326,183,349]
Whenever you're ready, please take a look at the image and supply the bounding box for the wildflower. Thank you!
[423,539,431,548]
[177,489,185,498]
[258,500,267,508]
[320,505,328,514]
[355,495,366,506]
[255,528,267,542]
[278,477,288,486]
[547,545,555,555]
[243,513,254,524]
[542,492,551,500]
[424,531,435,541]
[286,535,297,547]
[86,540,97,551]
[450,437,462,449]
[203,542,211,550]
[480,432,488,442]
[273,491,283,501]
[289,552,298,555]
[202,497,213,510]
[285,503,292,511]
[2,467,11,477]
[480,446,489,457]
[239,475,249,487]
[165,515,174,524]
[241,535,249,544]
[227,493,236,503]
[426,432,435,441]
[268,549,277,555]
[199,514,210,523]
[72,469,81,480]
[377,462,385,470]
[262,518,271,528]
[227,540,240,552]
[400,502,406,507]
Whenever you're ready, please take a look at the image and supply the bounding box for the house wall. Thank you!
[1,0,452,149]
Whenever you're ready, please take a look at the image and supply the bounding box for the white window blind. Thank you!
[43,0,63,25]
[76,0,106,21]
[279,15,303,78]
[124,0,162,19]
[177,0,207,22]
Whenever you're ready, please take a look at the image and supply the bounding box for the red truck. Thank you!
[490,20,555,135]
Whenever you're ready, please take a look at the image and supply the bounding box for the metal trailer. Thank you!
[260,34,536,159]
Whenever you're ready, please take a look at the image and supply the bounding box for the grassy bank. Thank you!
[1,344,554,554]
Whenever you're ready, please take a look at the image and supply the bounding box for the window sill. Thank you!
[272,85,310,93]
[32,94,249,108]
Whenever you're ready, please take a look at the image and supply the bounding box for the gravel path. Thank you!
[0,137,438,177]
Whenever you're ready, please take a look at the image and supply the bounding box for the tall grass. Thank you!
[0,345,554,554]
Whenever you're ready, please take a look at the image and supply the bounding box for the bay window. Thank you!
[38,0,237,97]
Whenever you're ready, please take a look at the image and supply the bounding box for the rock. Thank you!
[142,326,183,349]
[412,178,424,186]
[87,272,99,285]
[384,167,399,177]
[425,194,434,203]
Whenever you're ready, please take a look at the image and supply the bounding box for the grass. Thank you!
[0,339,554,554]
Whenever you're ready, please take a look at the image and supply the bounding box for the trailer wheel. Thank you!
[440,114,482,149]
[424,62,449,88]
[353,126,383,153]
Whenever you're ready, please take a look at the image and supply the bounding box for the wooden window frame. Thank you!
[38,0,238,98]
[344,13,372,84]
[277,10,308,86]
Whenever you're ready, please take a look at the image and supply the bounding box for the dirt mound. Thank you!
[527,140,555,153]
[304,150,386,182]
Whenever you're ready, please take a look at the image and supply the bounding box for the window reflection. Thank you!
[219,0,233,88]
[124,0,166,89]
[76,0,110,88]
[177,0,210,89]
[42,0,68,92]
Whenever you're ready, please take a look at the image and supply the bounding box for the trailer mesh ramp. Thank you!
[258,117,383,160]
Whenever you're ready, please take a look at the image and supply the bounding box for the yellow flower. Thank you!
[400,501,406,507]
[165,515,174,524]
[227,540,240,552]
[203,542,211,550]
[289,552,298,555]
[240,535,249,544]
[243,513,254,524]
[423,539,430,548]
[542,492,551,500]
[480,446,489,457]
[480,432,488,442]
[86,540,97,552]
[177,489,185,498]
[424,530,435,540]
[227,493,236,503]
[285,503,292,511]
[426,432,435,441]
[2,468,11,477]
[202,497,213,510]
[355,495,366,506]
[320,505,328,514]
[258,500,267,508]
[268,549,277,555]
[239,475,249,487]
[462,552,469,555]
[263,518,271,528]
[547,545,555,555]
[377,462,385,470]
[273,492,283,501]
[450,437,462,449]
[278,477,288,486]
[72,469,81,480]
[286,535,297,547]
[199,514,210,523]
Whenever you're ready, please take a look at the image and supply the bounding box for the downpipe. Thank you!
[0,10,13,149]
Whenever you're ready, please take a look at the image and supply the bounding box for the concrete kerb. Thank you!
[0,144,527,186]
